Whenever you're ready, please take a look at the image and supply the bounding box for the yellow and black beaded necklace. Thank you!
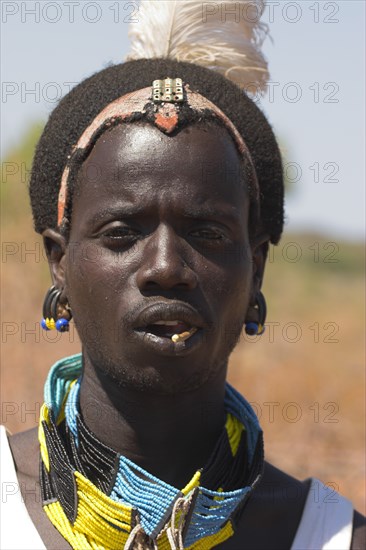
[39,354,264,549]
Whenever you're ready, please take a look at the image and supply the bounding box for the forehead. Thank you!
[74,122,249,220]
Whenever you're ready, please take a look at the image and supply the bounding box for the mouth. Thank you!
[132,302,206,355]
[139,320,198,343]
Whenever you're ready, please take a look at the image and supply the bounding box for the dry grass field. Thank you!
[1,125,365,514]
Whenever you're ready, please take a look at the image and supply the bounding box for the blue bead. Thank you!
[245,322,258,335]
[41,318,49,331]
[56,318,69,332]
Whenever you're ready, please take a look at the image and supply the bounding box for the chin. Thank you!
[83,322,242,394]
[103,361,217,394]
[88,348,225,395]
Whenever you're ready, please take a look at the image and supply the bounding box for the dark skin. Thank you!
[49,123,260,486]
[8,123,366,549]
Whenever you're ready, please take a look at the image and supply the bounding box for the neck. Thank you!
[79,353,227,489]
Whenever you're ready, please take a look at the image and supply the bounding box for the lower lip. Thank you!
[133,328,204,356]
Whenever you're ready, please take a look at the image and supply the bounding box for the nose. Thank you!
[136,224,198,291]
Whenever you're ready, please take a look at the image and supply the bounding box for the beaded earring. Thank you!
[245,291,267,336]
[41,286,72,332]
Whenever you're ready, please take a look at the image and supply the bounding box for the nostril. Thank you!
[143,279,192,291]
[144,281,161,290]
[175,282,192,289]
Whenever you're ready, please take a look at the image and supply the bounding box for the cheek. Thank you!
[198,247,253,314]
[66,242,128,292]
[64,243,131,332]
[198,255,252,358]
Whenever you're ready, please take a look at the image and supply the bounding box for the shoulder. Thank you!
[0,426,47,549]
[3,426,72,550]
[220,462,365,550]
[7,426,40,477]
[352,510,366,550]
[219,462,310,549]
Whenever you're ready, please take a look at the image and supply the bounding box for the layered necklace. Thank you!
[39,354,264,549]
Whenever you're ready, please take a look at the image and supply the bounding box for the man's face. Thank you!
[65,122,257,393]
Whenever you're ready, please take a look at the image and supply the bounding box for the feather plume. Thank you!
[126,0,270,91]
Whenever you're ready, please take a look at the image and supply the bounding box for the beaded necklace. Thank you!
[39,354,264,549]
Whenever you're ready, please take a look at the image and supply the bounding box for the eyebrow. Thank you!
[89,203,243,227]
[90,205,144,225]
[179,205,243,225]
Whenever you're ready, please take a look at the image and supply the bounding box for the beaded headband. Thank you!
[57,77,259,228]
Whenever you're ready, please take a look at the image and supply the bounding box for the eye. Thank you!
[103,227,137,239]
[98,224,141,248]
[189,226,227,241]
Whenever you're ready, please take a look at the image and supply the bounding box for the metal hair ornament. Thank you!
[41,286,72,332]
[152,78,184,102]
[245,291,267,336]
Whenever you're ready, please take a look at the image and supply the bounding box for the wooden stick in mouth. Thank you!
[171,327,197,343]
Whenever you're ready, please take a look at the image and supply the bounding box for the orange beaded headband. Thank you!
[57,78,259,228]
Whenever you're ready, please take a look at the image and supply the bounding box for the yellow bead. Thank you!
[40,397,238,550]
[46,317,56,330]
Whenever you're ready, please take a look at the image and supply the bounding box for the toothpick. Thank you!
[171,328,197,343]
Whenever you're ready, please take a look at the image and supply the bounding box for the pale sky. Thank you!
[1,1,365,240]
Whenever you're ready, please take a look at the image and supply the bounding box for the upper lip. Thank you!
[132,301,207,330]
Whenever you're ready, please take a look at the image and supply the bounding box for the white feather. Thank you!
[126,0,270,91]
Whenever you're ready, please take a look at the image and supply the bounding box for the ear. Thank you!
[250,233,269,303]
[42,228,67,288]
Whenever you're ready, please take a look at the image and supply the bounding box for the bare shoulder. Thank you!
[8,426,39,478]
[352,510,366,550]
[218,462,365,550]
[217,462,310,549]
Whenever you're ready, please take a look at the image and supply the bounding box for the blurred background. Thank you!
[1,1,365,513]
